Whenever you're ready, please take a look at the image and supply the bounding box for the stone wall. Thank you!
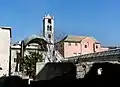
[35,63,76,80]
[76,61,120,79]
[76,62,93,79]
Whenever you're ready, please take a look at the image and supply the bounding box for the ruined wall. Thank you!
[76,62,93,79]
[76,61,120,79]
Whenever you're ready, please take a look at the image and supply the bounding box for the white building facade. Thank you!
[0,27,11,77]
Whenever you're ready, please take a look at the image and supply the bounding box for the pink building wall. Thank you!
[56,36,109,58]
[64,42,81,57]
[81,37,95,54]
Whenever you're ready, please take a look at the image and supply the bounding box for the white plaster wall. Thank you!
[11,49,19,75]
[36,62,46,75]
[43,15,54,44]
[0,28,10,77]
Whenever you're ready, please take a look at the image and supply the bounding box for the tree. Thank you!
[54,31,67,42]
[22,51,43,79]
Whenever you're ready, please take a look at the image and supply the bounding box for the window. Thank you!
[47,25,49,31]
[85,45,87,48]
[48,19,51,24]
[97,68,103,75]
[75,43,78,46]
[48,34,51,38]
[96,45,98,49]
[74,53,77,56]
[50,26,52,31]
[0,67,2,70]
[14,58,17,62]
[68,42,71,46]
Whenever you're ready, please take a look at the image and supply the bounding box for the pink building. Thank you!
[55,35,108,58]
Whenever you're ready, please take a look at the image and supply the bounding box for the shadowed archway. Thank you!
[15,35,49,72]
[22,35,48,51]
[21,35,48,59]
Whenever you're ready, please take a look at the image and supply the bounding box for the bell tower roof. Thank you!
[43,14,54,19]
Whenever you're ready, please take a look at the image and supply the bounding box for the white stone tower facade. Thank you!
[43,14,55,62]
[43,14,54,44]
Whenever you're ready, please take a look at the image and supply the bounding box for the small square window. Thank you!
[74,53,77,55]
[75,43,78,46]
[68,43,71,46]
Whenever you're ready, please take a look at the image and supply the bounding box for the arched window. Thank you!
[47,25,49,31]
[96,45,98,49]
[48,19,51,24]
[85,45,87,48]
[97,68,103,75]
[48,34,51,38]
[50,26,52,31]
[0,67,2,70]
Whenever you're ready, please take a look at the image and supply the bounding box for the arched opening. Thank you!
[15,35,48,79]
[23,35,48,51]
[50,26,52,31]
[48,34,51,39]
[97,68,103,75]
[0,67,2,70]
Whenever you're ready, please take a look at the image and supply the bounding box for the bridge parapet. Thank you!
[62,49,120,79]
[64,49,120,64]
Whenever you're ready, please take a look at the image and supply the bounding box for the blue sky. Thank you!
[0,0,120,46]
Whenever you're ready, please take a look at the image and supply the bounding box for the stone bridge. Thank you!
[63,49,120,78]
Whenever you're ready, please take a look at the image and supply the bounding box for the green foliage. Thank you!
[22,51,43,79]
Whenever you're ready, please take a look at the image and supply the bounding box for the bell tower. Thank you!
[43,14,54,44]
[43,14,55,62]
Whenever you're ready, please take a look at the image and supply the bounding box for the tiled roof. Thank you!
[63,35,86,42]
[61,35,99,43]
